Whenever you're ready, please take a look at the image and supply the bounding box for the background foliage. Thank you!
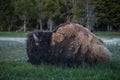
[0,0,120,31]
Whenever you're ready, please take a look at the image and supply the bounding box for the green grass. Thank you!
[0,41,27,61]
[0,31,120,38]
[0,60,120,80]
[94,32,120,38]
[0,40,120,80]
[0,32,29,37]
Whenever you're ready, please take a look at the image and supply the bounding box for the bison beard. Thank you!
[26,23,111,65]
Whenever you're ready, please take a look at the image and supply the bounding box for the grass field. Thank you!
[0,59,120,80]
[94,32,120,38]
[0,32,28,37]
[0,31,120,38]
[0,32,120,80]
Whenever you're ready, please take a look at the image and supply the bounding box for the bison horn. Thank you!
[33,33,39,42]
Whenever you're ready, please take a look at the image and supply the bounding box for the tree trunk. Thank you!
[39,18,42,31]
[85,0,95,31]
[107,24,110,32]
[8,19,13,32]
[47,18,53,31]
[67,16,70,22]
[110,25,112,31]
[8,16,14,31]
[57,0,61,14]
[8,22,13,31]
[107,24,112,32]
[66,0,72,22]
[107,25,109,31]
[23,18,27,32]
[86,0,90,30]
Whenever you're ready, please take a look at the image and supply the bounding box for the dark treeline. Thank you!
[0,0,120,32]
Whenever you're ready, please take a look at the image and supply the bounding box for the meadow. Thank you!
[0,32,120,80]
[0,32,28,37]
[0,31,120,38]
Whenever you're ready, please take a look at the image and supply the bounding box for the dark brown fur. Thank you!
[26,23,111,65]
[27,30,52,64]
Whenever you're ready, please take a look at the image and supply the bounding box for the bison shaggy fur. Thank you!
[26,22,111,65]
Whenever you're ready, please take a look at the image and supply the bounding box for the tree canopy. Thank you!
[0,0,120,31]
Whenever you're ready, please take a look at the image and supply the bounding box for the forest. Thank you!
[0,0,120,32]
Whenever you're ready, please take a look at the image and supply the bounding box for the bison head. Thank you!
[27,30,52,64]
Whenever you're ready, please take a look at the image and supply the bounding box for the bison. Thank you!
[26,22,111,65]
